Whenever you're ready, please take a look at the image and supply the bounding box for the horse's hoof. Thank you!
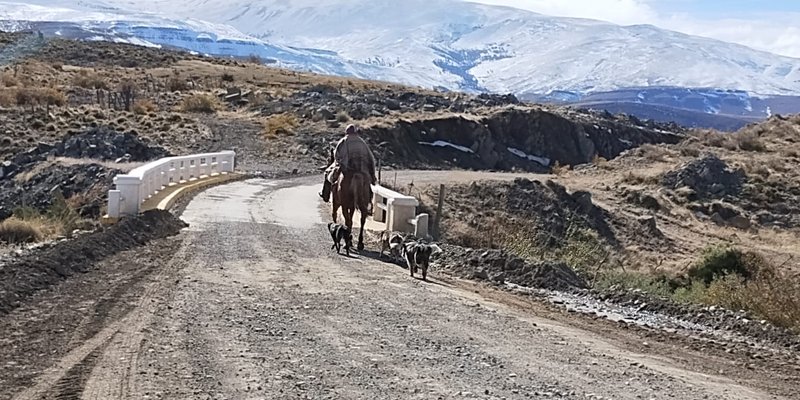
[357,243,365,251]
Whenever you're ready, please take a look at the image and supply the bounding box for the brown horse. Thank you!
[332,170,372,251]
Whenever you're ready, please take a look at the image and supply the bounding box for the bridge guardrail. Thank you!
[371,184,429,237]
[106,150,235,218]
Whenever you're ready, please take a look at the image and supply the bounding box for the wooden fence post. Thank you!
[435,184,446,238]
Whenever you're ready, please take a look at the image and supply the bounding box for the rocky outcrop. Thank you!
[662,154,745,201]
[365,108,684,172]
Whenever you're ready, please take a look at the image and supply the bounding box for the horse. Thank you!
[331,170,372,251]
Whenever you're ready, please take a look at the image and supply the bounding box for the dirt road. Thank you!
[1,177,793,399]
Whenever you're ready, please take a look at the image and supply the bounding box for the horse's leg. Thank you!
[343,207,354,252]
[358,207,367,251]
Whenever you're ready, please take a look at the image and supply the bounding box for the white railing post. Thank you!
[107,190,122,218]
[114,175,142,216]
[220,150,235,173]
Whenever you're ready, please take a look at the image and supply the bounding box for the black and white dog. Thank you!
[401,241,443,281]
[328,223,353,256]
[379,231,406,260]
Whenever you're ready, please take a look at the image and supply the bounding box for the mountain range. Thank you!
[3,0,800,130]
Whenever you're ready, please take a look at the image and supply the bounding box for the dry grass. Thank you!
[734,131,768,152]
[336,111,351,122]
[637,143,673,162]
[551,161,569,176]
[264,113,299,136]
[181,93,220,113]
[0,218,45,244]
[132,99,157,115]
[0,88,15,107]
[1,73,19,88]
[14,87,67,108]
[167,76,190,92]
[72,71,108,90]
[621,171,661,185]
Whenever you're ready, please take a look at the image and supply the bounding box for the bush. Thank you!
[735,131,767,152]
[247,54,262,64]
[221,73,235,83]
[73,71,108,90]
[0,88,15,107]
[1,73,19,88]
[167,77,189,92]
[336,111,351,122]
[688,245,763,284]
[181,94,219,113]
[37,88,66,107]
[264,113,299,136]
[0,218,44,244]
[132,99,157,115]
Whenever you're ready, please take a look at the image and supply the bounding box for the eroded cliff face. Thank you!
[365,108,685,172]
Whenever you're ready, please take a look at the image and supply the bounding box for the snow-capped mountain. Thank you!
[3,0,800,128]
[72,0,800,97]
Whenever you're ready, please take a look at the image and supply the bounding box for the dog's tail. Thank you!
[429,244,443,256]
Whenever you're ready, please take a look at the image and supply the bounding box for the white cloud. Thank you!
[468,0,800,58]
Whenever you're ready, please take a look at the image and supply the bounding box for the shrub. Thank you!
[221,73,235,83]
[622,171,661,185]
[336,111,351,122]
[247,54,262,64]
[688,245,763,284]
[37,88,66,107]
[1,73,19,87]
[181,94,219,113]
[0,88,15,107]
[550,161,569,175]
[132,99,157,115]
[638,143,672,162]
[0,218,44,244]
[167,77,189,92]
[73,71,108,90]
[264,113,299,136]
[735,131,767,152]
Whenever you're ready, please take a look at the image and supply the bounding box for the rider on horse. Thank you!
[319,124,377,214]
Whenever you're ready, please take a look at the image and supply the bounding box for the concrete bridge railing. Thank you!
[106,150,235,218]
[371,185,429,238]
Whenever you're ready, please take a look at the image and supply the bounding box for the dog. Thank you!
[401,241,443,281]
[328,223,353,256]
[379,231,406,260]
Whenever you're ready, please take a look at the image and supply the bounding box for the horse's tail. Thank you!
[350,172,371,212]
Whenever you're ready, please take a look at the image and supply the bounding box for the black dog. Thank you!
[328,223,353,255]
[402,241,442,281]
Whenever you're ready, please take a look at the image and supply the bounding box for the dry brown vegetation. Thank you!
[72,71,108,90]
[133,99,157,115]
[263,113,299,136]
[180,93,219,113]
[1,73,19,88]
[0,218,44,244]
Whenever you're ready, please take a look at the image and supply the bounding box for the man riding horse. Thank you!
[319,124,376,215]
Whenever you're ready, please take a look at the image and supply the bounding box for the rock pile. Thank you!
[662,154,745,200]
[434,244,588,292]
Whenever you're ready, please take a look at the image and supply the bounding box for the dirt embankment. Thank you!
[0,210,187,315]
[365,108,684,172]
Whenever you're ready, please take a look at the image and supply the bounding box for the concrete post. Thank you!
[107,190,122,218]
[220,150,235,173]
[114,175,142,216]
[414,213,429,238]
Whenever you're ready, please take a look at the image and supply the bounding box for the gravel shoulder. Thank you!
[0,177,794,399]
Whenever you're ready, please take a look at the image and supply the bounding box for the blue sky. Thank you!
[471,0,800,57]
